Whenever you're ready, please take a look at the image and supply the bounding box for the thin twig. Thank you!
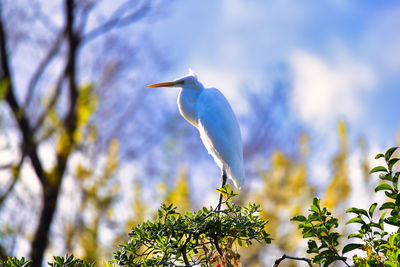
[0,4,45,184]
[33,64,67,131]
[0,163,13,170]
[75,0,97,34]
[213,238,233,267]
[273,254,312,267]
[314,204,351,267]
[82,1,150,44]
[181,235,191,266]
[24,29,65,108]
[0,152,26,206]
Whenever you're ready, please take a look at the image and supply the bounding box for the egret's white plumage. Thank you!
[147,72,245,190]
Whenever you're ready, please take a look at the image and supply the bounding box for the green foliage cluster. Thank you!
[2,147,399,266]
[1,187,270,267]
[0,257,32,267]
[114,185,271,266]
[291,197,347,266]
[293,147,400,266]
[47,255,94,267]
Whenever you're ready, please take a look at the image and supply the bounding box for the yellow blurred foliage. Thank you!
[359,138,370,183]
[65,139,121,262]
[125,180,147,229]
[76,84,98,127]
[56,131,73,157]
[242,134,315,265]
[165,167,192,213]
[322,121,351,210]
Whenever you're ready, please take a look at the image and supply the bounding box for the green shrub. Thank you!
[293,147,400,266]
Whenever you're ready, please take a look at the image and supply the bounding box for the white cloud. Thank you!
[363,4,400,76]
[290,50,376,129]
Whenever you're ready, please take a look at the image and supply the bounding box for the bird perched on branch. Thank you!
[147,70,245,209]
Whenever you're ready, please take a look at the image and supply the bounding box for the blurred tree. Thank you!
[359,138,370,183]
[322,121,351,210]
[126,180,147,230]
[62,139,120,263]
[165,167,192,213]
[240,134,315,266]
[0,0,164,266]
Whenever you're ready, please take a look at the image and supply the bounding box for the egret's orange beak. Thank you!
[146,81,178,88]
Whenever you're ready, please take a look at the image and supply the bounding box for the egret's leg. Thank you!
[217,169,227,211]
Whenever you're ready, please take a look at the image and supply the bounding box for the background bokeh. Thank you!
[0,0,399,266]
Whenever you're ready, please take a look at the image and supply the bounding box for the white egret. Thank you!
[147,71,245,209]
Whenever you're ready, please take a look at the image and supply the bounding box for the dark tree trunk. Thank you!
[30,182,62,267]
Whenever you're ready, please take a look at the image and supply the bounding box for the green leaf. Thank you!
[291,215,307,222]
[369,222,383,230]
[385,147,398,162]
[345,217,365,225]
[379,212,386,229]
[215,187,227,194]
[306,240,319,254]
[388,158,400,171]
[348,233,363,239]
[346,207,369,218]
[385,217,400,227]
[342,243,363,254]
[380,173,393,182]
[310,204,319,213]
[369,203,378,217]
[385,191,397,199]
[370,166,388,174]
[313,197,320,206]
[396,194,400,206]
[375,183,393,192]
[0,78,10,101]
[375,153,384,159]
[384,261,395,267]
[390,208,399,218]
[380,202,396,210]
[303,231,316,238]
[308,215,321,222]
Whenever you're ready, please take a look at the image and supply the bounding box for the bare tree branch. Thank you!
[75,0,97,34]
[0,163,13,170]
[33,64,67,131]
[213,237,233,267]
[0,153,26,206]
[30,0,81,265]
[181,235,191,266]
[2,0,158,264]
[0,3,45,184]
[30,0,59,33]
[82,1,151,44]
[273,254,312,267]
[24,28,65,108]
[63,0,79,134]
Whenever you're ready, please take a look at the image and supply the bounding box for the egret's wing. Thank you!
[196,88,245,189]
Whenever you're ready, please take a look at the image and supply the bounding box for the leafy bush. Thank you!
[4,147,399,266]
[291,197,347,266]
[292,147,400,266]
[2,186,270,267]
[0,257,32,267]
[113,185,271,266]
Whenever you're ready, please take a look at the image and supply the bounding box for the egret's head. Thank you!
[147,71,203,90]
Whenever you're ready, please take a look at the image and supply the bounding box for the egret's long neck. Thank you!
[177,88,202,127]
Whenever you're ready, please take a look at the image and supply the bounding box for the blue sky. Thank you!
[145,0,400,193]
[149,0,399,137]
